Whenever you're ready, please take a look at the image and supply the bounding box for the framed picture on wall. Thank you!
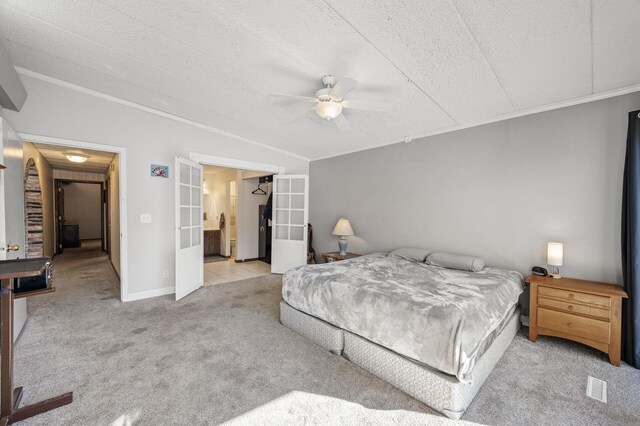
[150,164,169,178]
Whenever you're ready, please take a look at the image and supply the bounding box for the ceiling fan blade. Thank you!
[330,77,357,99]
[342,99,392,113]
[286,107,315,124]
[269,93,318,102]
[333,114,350,131]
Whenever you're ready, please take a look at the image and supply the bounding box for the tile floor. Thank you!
[204,257,272,286]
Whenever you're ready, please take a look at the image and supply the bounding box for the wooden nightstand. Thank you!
[526,275,628,366]
[321,252,360,263]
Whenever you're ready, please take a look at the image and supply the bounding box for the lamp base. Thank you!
[549,273,561,279]
[338,237,348,256]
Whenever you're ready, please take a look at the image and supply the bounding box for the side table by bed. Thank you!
[526,274,627,366]
[321,252,360,263]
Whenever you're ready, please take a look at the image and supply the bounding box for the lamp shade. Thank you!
[315,100,343,119]
[547,242,563,266]
[332,218,354,236]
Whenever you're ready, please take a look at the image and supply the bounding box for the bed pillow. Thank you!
[388,247,433,263]
[425,252,485,272]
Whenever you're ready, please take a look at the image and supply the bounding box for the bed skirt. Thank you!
[280,300,344,355]
[279,300,520,420]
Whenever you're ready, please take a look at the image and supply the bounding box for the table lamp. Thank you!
[332,218,354,256]
[547,242,563,279]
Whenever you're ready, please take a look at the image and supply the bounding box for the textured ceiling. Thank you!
[1,1,639,160]
[32,142,115,173]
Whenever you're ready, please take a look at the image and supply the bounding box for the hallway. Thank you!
[50,239,119,297]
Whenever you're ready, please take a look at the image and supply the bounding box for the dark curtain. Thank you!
[621,109,640,368]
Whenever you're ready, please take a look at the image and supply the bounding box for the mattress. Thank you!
[282,253,523,382]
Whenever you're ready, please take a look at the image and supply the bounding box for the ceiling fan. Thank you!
[270,75,392,131]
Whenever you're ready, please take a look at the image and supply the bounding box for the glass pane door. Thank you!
[179,162,202,249]
[175,156,204,301]
[274,176,306,241]
[271,174,308,274]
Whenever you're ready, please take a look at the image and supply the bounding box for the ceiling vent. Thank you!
[586,376,607,403]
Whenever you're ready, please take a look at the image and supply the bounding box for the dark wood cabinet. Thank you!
[321,252,360,263]
[204,230,221,256]
[62,224,80,248]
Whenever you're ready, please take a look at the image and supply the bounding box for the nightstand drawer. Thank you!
[538,286,610,308]
[538,307,610,343]
[538,296,610,320]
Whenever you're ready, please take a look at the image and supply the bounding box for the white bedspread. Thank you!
[282,253,523,382]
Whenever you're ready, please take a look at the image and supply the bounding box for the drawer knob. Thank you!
[567,322,573,327]
[568,305,574,310]
[568,293,575,299]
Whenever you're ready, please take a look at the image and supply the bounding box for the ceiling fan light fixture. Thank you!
[64,151,90,163]
[314,100,343,120]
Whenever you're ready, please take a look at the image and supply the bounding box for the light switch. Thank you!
[140,214,152,223]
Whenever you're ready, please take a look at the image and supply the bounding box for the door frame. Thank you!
[188,152,283,175]
[18,133,129,302]
[188,152,283,267]
[105,176,111,257]
[53,179,105,254]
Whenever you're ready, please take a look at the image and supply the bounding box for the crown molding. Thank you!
[15,66,310,162]
[15,67,640,164]
[310,82,640,162]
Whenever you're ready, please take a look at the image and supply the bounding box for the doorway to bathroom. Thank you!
[200,164,272,286]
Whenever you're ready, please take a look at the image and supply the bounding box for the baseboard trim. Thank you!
[126,286,174,302]
[235,257,259,263]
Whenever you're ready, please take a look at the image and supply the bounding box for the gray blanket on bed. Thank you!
[282,253,523,382]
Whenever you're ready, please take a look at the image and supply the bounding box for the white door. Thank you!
[0,118,27,339]
[175,157,203,300]
[271,175,308,274]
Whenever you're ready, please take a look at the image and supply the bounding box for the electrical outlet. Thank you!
[162,269,169,279]
[140,214,152,224]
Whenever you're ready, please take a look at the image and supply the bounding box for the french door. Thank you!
[175,157,203,300]
[271,175,308,274]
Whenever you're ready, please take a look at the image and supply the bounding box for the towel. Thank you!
[219,212,226,229]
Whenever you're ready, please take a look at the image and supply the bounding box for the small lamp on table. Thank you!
[332,218,354,256]
[547,242,563,279]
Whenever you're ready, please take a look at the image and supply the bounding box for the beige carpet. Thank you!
[13,244,640,425]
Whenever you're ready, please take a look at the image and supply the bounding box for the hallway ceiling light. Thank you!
[64,151,90,163]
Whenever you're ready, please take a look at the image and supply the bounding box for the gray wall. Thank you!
[64,182,102,240]
[310,92,640,285]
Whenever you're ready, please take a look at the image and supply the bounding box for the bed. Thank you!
[280,250,523,419]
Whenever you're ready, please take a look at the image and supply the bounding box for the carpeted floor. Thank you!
[13,245,640,425]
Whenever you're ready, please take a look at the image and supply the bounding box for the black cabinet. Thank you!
[62,224,80,248]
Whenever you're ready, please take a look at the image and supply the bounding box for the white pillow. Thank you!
[425,252,485,272]
[388,247,434,263]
